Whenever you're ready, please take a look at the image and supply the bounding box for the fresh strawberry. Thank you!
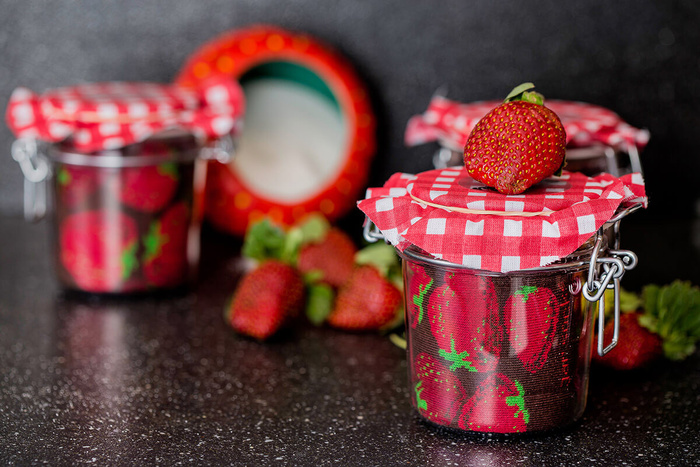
[120,162,179,212]
[413,353,467,426]
[226,259,305,340]
[297,228,357,288]
[59,210,139,292]
[458,373,530,433]
[406,262,434,329]
[427,273,501,373]
[142,202,191,288]
[463,83,566,194]
[594,312,662,370]
[326,265,402,331]
[56,165,98,209]
[594,281,700,370]
[504,285,560,373]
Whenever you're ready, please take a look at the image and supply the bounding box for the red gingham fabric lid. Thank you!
[5,77,245,152]
[405,95,650,151]
[358,167,647,273]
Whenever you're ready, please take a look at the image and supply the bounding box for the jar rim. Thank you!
[399,233,604,276]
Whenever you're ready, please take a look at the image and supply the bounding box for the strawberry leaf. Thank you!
[306,283,335,325]
[278,213,331,265]
[355,243,400,278]
[640,280,700,360]
[242,218,287,262]
[504,83,536,103]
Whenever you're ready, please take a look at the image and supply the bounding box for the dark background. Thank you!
[1,0,699,286]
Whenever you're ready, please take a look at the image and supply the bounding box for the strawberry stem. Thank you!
[504,82,545,106]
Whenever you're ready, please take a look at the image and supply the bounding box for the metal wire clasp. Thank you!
[362,217,385,243]
[11,138,50,222]
[582,231,638,356]
[199,133,236,163]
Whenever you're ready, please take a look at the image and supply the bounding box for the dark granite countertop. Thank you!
[1,214,698,466]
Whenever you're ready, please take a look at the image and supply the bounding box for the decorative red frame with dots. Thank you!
[177,25,376,236]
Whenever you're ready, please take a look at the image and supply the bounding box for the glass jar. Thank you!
[12,131,232,294]
[383,225,637,434]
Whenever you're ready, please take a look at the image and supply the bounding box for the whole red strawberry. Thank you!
[504,285,560,373]
[594,312,662,370]
[458,373,530,433]
[226,260,305,340]
[326,265,402,331]
[427,273,501,373]
[297,228,357,288]
[59,210,139,292]
[120,162,179,213]
[593,281,700,370]
[406,263,434,329]
[463,83,566,194]
[142,202,191,288]
[413,353,467,426]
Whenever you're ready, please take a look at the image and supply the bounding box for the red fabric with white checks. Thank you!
[5,77,244,152]
[358,168,647,273]
[405,95,650,151]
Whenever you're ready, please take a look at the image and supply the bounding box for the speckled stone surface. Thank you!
[0,216,698,466]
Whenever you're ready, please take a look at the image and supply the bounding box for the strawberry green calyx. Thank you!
[305,282,334,325]
[242,218,288,263]
[412,278,434,324]
[355,242,403,290]
[57,167,72,186]
[242,214,331,265]
[505,380,530,424]
[438,338,479,372]
[514,285,539,303]
[143,220,168,263]
[504,82,545,106]
[157,162,180,181]
[121,241,139,280]
[414,381,429,411]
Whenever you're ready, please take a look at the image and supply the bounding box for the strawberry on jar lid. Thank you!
[5,77,245,152]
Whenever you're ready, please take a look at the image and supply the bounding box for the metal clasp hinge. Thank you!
[11,138,50,222]
[583,233,638,356]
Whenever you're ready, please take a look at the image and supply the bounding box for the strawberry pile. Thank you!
[463,83,567,194]
[224,215,404,341]
[592,280,700,370]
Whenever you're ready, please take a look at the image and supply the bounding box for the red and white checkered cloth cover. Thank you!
[5,77,245,152]
[358,167,647,273]
[405,95,650,151]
